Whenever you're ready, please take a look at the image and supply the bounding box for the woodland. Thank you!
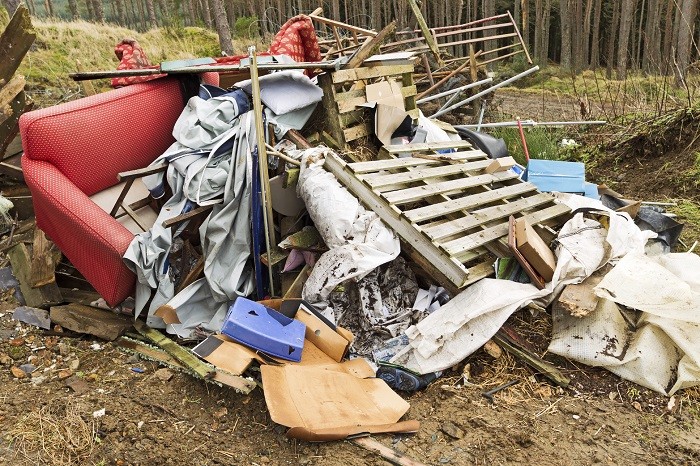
[1,0,699,82]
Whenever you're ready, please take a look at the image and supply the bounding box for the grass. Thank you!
[17,18,254,108]
[489,126,571,166]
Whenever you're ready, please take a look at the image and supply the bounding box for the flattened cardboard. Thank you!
[192,334,261,376]
[514,217,556,282]
[261,364,412,441]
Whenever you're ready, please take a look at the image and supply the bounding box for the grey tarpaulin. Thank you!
[123,91,255,337]
[293,147,401,304]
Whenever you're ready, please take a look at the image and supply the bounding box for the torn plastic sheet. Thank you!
[595,252,700,323]
[390,202,655,375]
[294,147,400,304]
[549,253,700,394]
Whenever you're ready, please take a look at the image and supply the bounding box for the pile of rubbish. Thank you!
[1,5,698,448]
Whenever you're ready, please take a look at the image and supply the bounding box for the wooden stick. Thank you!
[405,0,443,66]
[264,143,301,166]
[351,437,427,466]
[344,21,397,69]
[249,46,277,297]
[133,320,214,380]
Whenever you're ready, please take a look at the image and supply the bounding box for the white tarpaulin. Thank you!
[550,252,700,395]
[390,200,654,375]
[295,147,401,304]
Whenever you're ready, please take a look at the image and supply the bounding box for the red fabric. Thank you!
[111,39,163,88]
[214,15,322,75]
[269,15,322,64]
[21,79,185,196]
[23,159,137,306]
[20,73,219,307]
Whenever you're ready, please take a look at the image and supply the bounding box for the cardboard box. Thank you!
[514,217,556,282]
[485,156,516,174]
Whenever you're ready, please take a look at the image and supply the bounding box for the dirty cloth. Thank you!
[390,195,655,375]
[123,90,256,337]
[294,147,401,304]
[549,252,700,395]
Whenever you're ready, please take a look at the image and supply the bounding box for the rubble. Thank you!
[0,3,698,456]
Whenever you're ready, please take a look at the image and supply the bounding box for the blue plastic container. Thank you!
[221,298,306,362]
[524,160,586,193]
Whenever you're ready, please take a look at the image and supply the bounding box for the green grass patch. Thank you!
[488,126,573,166]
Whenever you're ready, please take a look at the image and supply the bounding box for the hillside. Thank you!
[14,18,234,107]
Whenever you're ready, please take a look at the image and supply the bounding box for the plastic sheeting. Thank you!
[390,196,655,375]
[124,91,256,337]
[294,147,401,304]
[549,252,700,395]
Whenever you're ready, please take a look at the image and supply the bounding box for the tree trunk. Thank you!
[67,0,79,19]
[93,0,104,22]
[589,0,602,68]
[582,0,594,67]
[44,0,54,16]
[560,0,572,69]
[211,0,233,55]
[115,0,126,24]
[200,0,212,28]
[616,0,636,79]
[85,0,94,20]
[522,0,530,52]
[676,0,700,81]
[145,0,157,28]
[482,0,496,54]
[606,0,620,78]
[643,0,659,71]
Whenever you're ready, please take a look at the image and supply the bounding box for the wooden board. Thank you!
[324,142,570,292]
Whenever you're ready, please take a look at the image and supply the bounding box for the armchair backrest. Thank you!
[20,77,186,196]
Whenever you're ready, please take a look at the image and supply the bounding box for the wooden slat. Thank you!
[401,84,418,97]
[363,159,491,188]
[337,95,368,113]
[382,140,472,154]
[332,64,415,84]
[344,123,371,141]
[442,203,571,260]
[422,193,555,240]
[349,156,441,173]
[404,182,538,223]
[384,171,518,204]
[0,6,36,84]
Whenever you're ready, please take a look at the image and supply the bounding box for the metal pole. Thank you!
[416,77,492,104]
[249,46,277,297]
[456,120,607,129]
[429,65,540,119]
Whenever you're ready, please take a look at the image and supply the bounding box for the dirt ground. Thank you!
[2,88,700,465]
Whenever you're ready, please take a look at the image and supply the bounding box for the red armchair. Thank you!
[20,74,218,307]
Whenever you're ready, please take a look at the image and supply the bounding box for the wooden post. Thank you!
[405,0,443,66]
[249,46,277,297]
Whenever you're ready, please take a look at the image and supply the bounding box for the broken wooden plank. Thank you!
[351,436,427,466]
[7,242,62,308]
[133,320,214,380]
[0,74,24,126]
[331,64,415,84]
[380,140,472,154]
[344,21,397,69]
[494,328,569,388]
[29,228,61,288]
[50,303,133,340]
[0,6,36,84]
[405,0,442,66]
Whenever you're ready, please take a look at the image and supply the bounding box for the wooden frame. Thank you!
[111,163,167,232]
[324,142,569,294]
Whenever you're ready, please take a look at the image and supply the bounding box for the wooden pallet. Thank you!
[324,142,570,293]
[317,63,418,153]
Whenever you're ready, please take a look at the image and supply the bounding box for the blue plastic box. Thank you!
[524,160,586,193]
[221,298,306,362]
